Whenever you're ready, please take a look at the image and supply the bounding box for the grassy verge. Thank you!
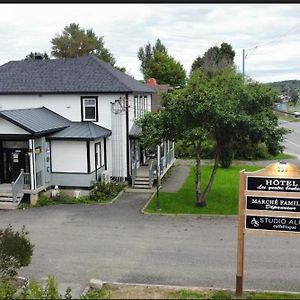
[145,165,261,215]
[86,285,300,299]
[274,111,300,122]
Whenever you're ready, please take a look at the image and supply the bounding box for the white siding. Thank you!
[51,140,87,173]
[0,118,29,134]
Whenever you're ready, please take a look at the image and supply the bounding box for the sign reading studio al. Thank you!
[235,162,300,297]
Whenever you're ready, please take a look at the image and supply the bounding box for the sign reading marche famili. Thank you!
[236,162,300,297]
[246,196,300,212]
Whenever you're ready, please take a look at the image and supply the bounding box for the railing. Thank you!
[24,173,31,189]
[36,170,43,188]
[132,160,137,186]
[148,160,155,187]
[11,169,24,203]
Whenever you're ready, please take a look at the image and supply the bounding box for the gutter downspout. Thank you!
[125,93,130,184]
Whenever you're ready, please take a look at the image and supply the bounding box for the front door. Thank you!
[2,149,29,182]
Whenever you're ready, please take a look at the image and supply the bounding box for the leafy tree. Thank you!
[25,52,49,60]
[0,225,34,278]
[138,68,287,207]
[191,42,235,77]
[144,51,186,87]
[137,39,186,86]
[51,23,116,65]
[289,87,299,109]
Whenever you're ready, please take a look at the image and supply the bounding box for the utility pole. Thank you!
[242,49,245,81]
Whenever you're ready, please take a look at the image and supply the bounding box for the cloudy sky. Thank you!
[1,3,300,83]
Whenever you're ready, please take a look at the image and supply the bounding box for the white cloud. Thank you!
[0,3,300,83]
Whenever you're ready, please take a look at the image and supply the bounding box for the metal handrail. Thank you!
[132,160,137,186]
[11,169,24,203]
[148,160,155,187]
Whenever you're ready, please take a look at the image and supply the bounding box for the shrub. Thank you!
[90,182,124,203]
[219,147,234,168]
[36,194,52,207]
[19,276,72,299]
[80,288,111,299]
[0,225,34,278]
[0,278,18,299]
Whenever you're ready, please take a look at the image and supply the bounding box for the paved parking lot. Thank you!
[1,191,300,295]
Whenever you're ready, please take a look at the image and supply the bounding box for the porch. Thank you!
[132,147,175,189]
[0,168,49,209]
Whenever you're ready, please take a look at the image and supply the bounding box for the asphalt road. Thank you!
[280,119,300,160]
[1,192,300,295]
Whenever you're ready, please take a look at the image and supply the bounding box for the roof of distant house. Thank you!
[0,54,155,94]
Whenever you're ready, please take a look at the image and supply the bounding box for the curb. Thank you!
[87,279,300,297]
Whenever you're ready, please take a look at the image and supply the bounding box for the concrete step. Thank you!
[0,192,13,197]
[0,202,19,210]
[132,184,152,189]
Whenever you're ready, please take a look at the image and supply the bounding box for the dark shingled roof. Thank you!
[49,122,111,140]
[0,107,70,135]
[0,54,155,94]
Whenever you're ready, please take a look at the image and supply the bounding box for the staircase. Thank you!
[0,184,23,210]
[133,176,152,189]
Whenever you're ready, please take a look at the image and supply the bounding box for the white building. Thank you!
[0,55,175,207]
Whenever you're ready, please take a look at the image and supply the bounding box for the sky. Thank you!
[1,3,300,83]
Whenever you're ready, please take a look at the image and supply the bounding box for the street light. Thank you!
[156,144,161,211]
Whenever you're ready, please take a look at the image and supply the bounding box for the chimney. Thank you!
[147,78,157,86]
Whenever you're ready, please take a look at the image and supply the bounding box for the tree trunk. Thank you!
[194,141,202,205]
[198,151,220,205]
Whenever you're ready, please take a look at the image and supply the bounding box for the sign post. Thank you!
[236,161,300,297]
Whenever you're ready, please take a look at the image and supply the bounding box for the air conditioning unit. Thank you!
[101,171,111,184]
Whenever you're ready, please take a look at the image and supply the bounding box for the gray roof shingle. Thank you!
[0,55,155,94]
[48,122,111,140]
[0,107,70,135]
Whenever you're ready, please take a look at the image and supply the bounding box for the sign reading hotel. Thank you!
[236,161,300,297]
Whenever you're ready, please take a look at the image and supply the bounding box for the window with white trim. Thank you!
[82,97,97,121]
[95,142,104,169]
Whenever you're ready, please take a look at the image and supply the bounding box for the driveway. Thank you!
[1,192,300,295]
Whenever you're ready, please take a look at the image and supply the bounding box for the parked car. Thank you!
[294,111,300,118]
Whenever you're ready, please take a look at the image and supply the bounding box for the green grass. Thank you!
[274,111,300,122]
[145,165,261,215]
[254,152,293,161]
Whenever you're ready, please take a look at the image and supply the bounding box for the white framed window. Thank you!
[81,97,98,121]
[143,95,147,114]
[134,96,138,118]
[95,142,104,169]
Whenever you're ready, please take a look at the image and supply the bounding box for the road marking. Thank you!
[285,139,300,149]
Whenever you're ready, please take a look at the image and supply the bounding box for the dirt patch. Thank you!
[107,284,172,299]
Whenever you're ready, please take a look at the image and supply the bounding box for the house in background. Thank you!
[147,77,172,112]
[0,55,175,208]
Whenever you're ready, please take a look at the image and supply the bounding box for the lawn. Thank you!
[145,165,261,215]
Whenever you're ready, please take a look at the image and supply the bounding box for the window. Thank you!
[143,96,147,114]
[81,96,98,121]
[95,142,104,169]
[134,96,138,118]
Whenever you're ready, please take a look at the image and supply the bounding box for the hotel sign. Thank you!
[247,177,300,193]
[236,162,300,297]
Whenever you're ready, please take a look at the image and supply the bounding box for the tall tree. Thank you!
[137,39,186,87]
[191,42,235,77]
[138,68,287,207]
[144,51,186,87]
[51,23,116,66]
[25,52,49,60]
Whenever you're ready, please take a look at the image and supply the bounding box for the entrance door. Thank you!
[3,149,29,182]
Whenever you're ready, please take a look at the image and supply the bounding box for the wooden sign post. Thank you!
[236,161,300,297]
